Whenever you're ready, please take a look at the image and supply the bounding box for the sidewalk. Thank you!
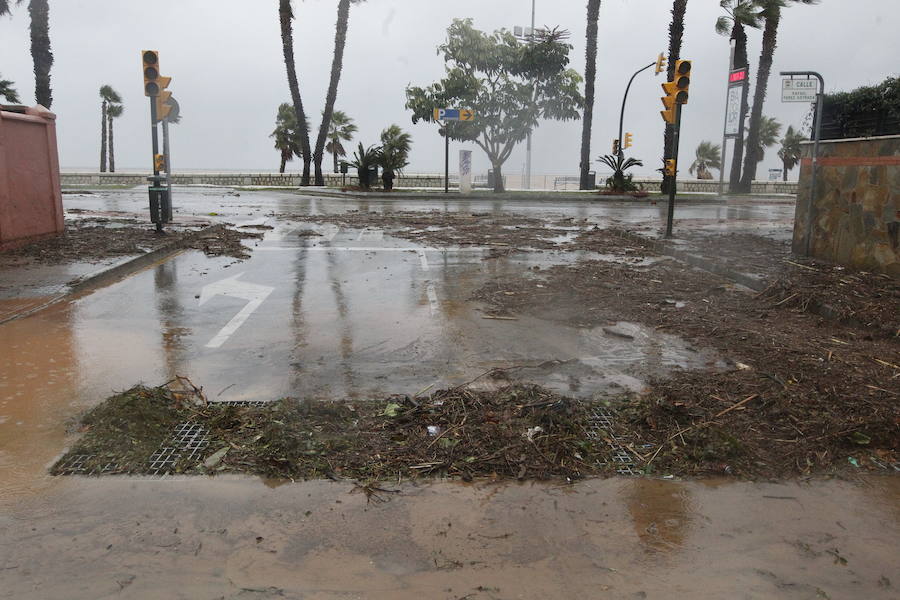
[0,212,219,324]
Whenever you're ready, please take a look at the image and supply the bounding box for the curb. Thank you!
[0,225,218,325]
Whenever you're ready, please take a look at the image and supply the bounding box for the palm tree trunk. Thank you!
[728,21,749,193]
[280,154,287,174]
[313,0,352,186]
[28,0,53,108]
[100,100,107,173]
[279,0,312,185]
[661,0,688,194]
[579,0,601,190]
[333,149,339,174]
[783,159,789,182]
[740,6,780,192]
[108,114,115,173]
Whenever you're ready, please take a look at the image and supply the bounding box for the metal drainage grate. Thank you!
[54,454,119,476]
[586,406,650,476]
[212,400,269,407]
[146,422,209,475]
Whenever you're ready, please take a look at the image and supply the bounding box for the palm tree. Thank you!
[739,0,818,191]
[579,0,602,190]
[379,125,412,190]
[98,85,121,173]
[271,102,302,174]
[690,141,722,179]
[661,0,689,194]
[750,115,781,164]
[325,110,357,173]
[0,0,53,108]
[349,142,382,190]
[716,0,763,191]
[278,0,312,184]
[0,75,19,102]
[107,103,123,173]
[312,0,365,186]
[777,125,806,181]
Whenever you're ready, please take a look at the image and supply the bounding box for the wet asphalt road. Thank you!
[7,189,895,599]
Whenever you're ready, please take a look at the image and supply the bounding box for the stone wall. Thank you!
[60,171,798,195]
[793,135,899,277]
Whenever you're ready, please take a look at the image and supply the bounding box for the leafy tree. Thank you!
[312,0,366,186]
[0,75,20,102]
[597,154,643,193]
[739,0,818,191]
[689,141,722,179]
[750,115,781,164]
[278,0,312,184]
[271,102,303,174]
[579,0,602,190]
[325,110,357,173]
[716,0,763,191]
[98,85,121,173]
[406,19,583,193]
[348,142,381,190]
[778,125,806,181]
[379,124,412,191]
[0,0,53,108]
[106,102,123,173]
[661,0,688,194]
[821,76,900,139]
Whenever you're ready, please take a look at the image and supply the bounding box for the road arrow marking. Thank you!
[198,272,275,349]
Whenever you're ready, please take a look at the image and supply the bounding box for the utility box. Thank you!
[587,170,597,190]
[0,105,64,251]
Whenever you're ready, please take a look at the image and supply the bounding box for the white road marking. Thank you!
[426,283,439,316]
[417,249,430,271]
[198,272,275,349]
[319,224,339,241]
[357,228,384,241]
[256,246,489,252]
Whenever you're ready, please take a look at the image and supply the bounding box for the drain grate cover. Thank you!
[147,422,209,475]
[54,454,119,476]
[586,406,648,476]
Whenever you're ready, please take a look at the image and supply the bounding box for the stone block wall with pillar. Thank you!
[0,105,64,251]
[793,135,899,277]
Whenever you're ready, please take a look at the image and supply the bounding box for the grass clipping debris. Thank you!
[52,380,611,481]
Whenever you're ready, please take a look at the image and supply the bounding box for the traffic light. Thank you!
[143,50,161,96]
[624,132,633,149]
[655,53,667,76]
[664,159,677,177]
[661,81,678,124]
[156,89,173,122]
[154,153,166,172]
[612,139,620,154]
[673,59,692,103]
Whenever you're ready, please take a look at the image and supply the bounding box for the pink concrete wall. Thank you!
[0,105,64,251]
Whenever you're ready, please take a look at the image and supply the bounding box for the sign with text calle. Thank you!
[782,78,818,102]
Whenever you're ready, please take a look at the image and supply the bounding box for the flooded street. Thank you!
[1,189,896,598]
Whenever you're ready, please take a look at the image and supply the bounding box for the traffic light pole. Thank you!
[618,61,656,159]
[443,122,450,194]
[148,96,163,232]
[665,103,683,238]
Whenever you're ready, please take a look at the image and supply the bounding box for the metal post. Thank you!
[719,40,737,196]
[522,0,536,190]
[665,103,683,238]
[162,119,173,223]
[149,96,162,232]
[444,123,450,194]
[780,71,825,256]
[618,62,656,159]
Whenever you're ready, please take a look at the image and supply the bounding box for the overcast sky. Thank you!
[1,0,897,180]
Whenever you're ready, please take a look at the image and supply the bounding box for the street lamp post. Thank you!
[514,0,536,190]
[618,61,657,159]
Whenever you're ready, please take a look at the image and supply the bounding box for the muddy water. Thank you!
[0,476,897,599]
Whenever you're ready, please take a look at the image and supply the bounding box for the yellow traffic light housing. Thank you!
[660,81,679,124]
[156,89,173,122]
[655,53,667,75]
[154,153,166,172]
[674,59,692,104]
[624,132,633,149]
[143,50,160,96]
[664,159,677,177]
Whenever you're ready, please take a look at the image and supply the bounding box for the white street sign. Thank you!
[725,86,742,136]
[199,272,275,349]
[782,78,817,102]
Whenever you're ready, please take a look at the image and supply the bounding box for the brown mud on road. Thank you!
[0,475,897,599]
[470,230,899,479]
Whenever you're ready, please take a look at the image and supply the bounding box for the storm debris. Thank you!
[52,383,617,481]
